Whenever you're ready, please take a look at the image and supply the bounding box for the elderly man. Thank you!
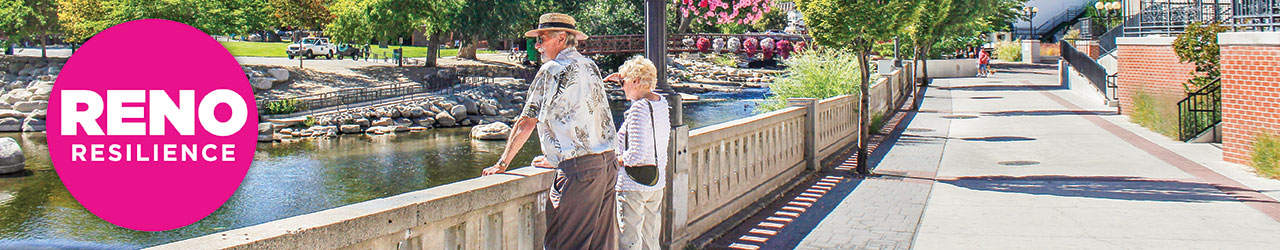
[482,13,618,250]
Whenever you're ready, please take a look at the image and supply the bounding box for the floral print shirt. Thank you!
[521,47,617,166]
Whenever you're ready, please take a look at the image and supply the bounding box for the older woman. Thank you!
[604,56,670,250]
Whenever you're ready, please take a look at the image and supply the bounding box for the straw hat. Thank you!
[524,13,589,40]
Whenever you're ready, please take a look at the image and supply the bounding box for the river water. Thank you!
[0,88,769,249]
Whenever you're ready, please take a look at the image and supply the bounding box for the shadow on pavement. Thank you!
[981,110,1118,117]
[940,175,1279,203]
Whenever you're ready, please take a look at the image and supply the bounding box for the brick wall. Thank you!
[1219,33,1280,165]
[1075,41,1101,59]
[1115,38,1197,115]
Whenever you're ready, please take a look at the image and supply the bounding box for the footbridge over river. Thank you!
[156,65,915,250]
[578,33,809,55]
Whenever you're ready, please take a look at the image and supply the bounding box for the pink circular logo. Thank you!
[48,19,258,231]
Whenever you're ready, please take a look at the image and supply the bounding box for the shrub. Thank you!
[1130,91,1179,138]
[263,99,305,115]
[710,54,737,67]
[758,48,862,112]
[994,40,1021,62]
[1250,133,1280,179]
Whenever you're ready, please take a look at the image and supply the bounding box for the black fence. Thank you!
[1121,0,1279,37]
[1177,79,1222,141]
[1060,41,1109,96]
[1233,0,1280,31]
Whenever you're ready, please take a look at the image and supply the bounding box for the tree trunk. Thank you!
[41,35,47,58]
[677,15,693,34]
[459,38,479,60]
[911,46,923,111]
[920,44,931,86]
[426,32,441,67]
[856,47,871,175]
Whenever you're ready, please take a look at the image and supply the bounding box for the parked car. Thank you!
[335,44,366,60]
[287,37,336,59]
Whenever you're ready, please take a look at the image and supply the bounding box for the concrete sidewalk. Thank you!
[712,64,1280,249]
[909,65,1280,249]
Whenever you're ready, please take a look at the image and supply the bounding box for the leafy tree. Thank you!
[56,0,108,43]
[270,0,332,31]
[449,0,538,59]
[906,0,1001,82]
[0,0,58,56]
[56,0,276,45]
[750,7,787,32]
[326,0,461,66]
[797,0,918,174]
[1173,21,1225,91]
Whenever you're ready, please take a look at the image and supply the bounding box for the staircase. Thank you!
[1177,78,1221,142]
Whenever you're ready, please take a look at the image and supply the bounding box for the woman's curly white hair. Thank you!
[618,55,657,91]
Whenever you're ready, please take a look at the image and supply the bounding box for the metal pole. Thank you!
[646,0,681,126]
[649,0,684,248]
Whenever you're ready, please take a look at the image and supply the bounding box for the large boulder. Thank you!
[450,105,468,120]
[21,117,43,131]
[435,112,456,127]
[266,68,290,82]
[365,126,390,134]
[250,77,275,90]
[408,107,427,118]
[461,99,480,115]
[27,109,45,119]
[371,117,393,126]
[6,89,31,103]
[0,110,24,119]
[481,103,498,116]
[0,137,24,174]
[354,118,371,127]
[414,117,436,127]
[393,118,414,127]
[13,100,46,112]
[339,124,362,134]
[0,118,19,132]
[470,122,511,140]
[258,123,274,142]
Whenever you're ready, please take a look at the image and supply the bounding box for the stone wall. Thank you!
[1219,32,1280,164]
[0,56,63,132]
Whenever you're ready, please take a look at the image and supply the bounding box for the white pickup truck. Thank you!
[286,37,336,59]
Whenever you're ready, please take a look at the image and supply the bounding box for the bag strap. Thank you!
[621,98,661,166]
[649,98,659,165]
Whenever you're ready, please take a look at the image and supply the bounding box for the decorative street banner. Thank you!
[47,19,258,231]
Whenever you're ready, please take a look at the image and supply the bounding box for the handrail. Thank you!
[1061,41,1109,97]
[1177,78,1222,141]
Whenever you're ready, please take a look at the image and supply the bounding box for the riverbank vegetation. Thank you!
[758,49,861,112]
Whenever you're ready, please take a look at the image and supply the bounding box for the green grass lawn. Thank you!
[219,41,497,58]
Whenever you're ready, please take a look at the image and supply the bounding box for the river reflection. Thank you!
[0,88,765,248]
[0,129,540,249]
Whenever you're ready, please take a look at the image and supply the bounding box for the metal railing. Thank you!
[1125,0,1233,36]
[1061,41,1109,96]
[1232,0,1280,31]
[1177,78,1222,141]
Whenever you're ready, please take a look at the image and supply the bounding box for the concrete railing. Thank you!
[155,167,555,250]
[158,64,918,250]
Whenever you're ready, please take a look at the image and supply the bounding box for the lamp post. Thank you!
[1024,6,1039,39]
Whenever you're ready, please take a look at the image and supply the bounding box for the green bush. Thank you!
[994,40,1021,62]
[710,54,737,67]
[758,48,862,112]
[262,99,305,115]
[1250,133,1280,179]
[1130,91,1179,138]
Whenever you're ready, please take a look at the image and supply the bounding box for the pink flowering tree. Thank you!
[674,0,774,33]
